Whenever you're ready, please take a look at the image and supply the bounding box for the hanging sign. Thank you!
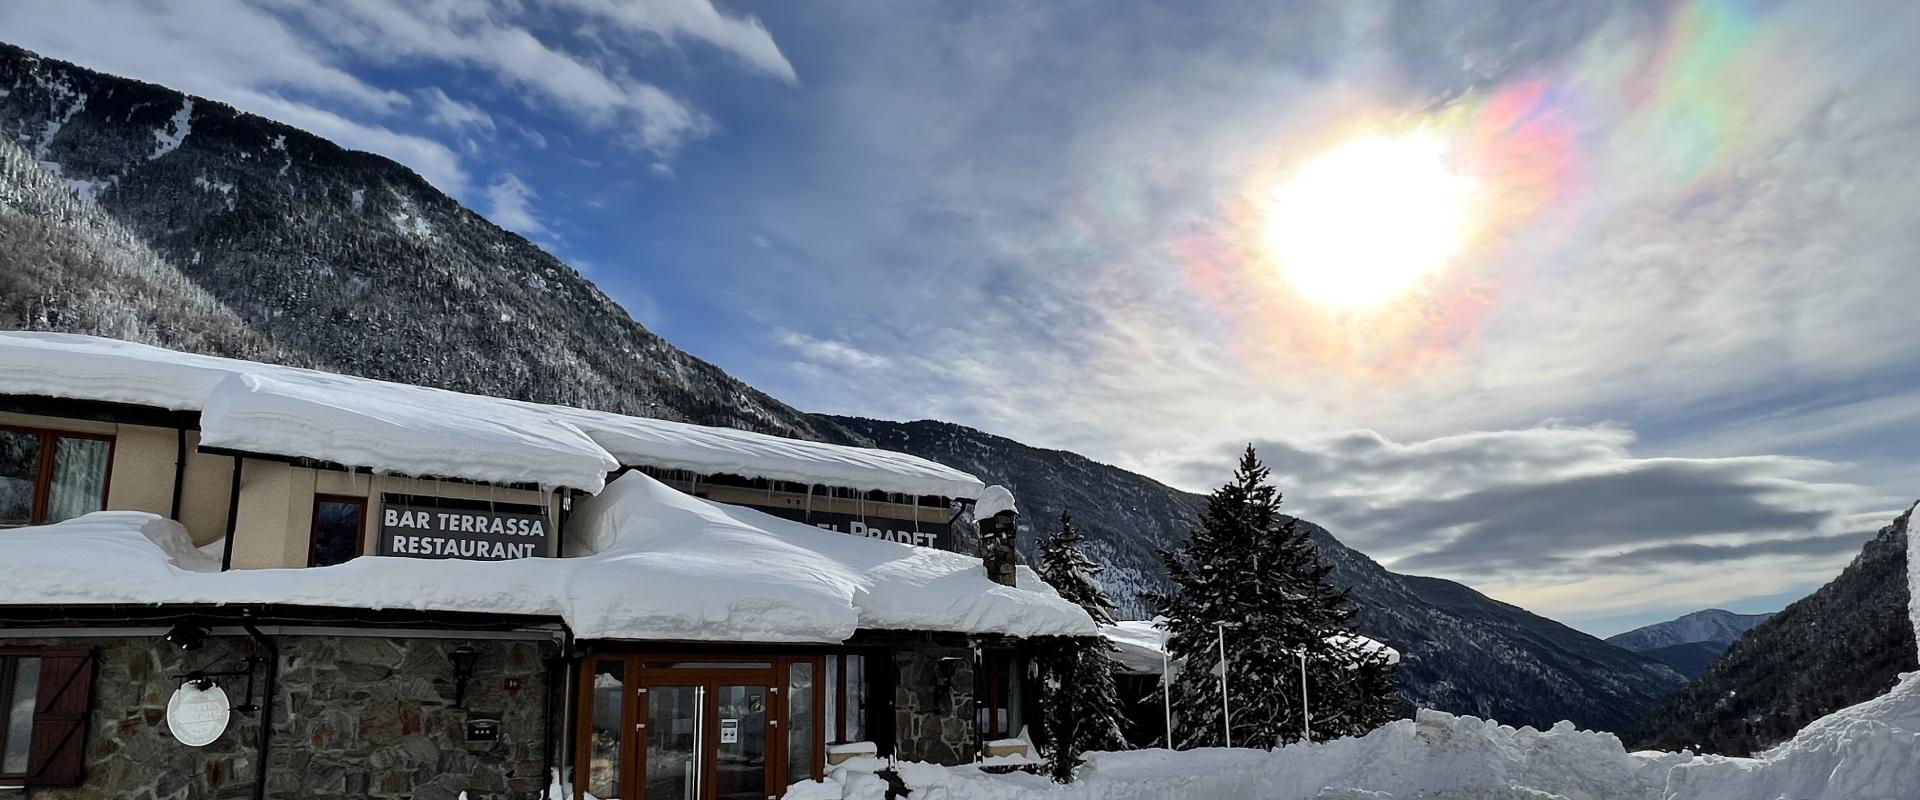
[166,682,231,747]
[378,497,552,561]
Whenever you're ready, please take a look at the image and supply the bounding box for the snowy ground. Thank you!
[790,672,1920,800]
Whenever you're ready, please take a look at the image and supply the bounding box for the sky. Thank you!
[5,0,1918,636]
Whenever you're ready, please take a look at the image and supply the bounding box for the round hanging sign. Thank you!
[166,682,231,747]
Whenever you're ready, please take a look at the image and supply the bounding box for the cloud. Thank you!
[558,0,798,84]
[483,173,544,236]
[775,330,893,371]
[421,87,495,134]
[1162,426,1893,621]
[229,89,468,193]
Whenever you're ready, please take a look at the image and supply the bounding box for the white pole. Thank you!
[1217,623,1231,748]
[1161,639,1174,750]
[1300,650,1310,742]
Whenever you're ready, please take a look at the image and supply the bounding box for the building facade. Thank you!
[0,332,1087,800]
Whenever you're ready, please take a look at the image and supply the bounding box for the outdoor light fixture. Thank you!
[449,646,478,708]
[165,621,211,651]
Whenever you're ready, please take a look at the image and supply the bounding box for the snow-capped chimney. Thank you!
[976,485,1018,587]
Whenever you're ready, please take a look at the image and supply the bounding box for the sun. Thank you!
[1265,131,1472,309]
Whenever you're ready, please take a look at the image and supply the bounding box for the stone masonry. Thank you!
[892,646,975,765]
[3,633,556,800]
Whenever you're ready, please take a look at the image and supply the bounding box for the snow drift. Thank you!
[0,472,1093,642]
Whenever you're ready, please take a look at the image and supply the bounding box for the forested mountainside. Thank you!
[1606,609,1773,679]
[0,43,850,441]
[1638,506,1917,754]
[829,415,1687,733]
[2,40,1685,733]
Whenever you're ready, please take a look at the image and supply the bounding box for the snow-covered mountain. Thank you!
[1639,506,1918,754]
[0,42,854,444]
[1609,609,1773,653]
[1606,609,1772,678]
[830,416,1687,733]
[1,41,1685,733]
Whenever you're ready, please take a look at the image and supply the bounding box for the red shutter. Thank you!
[25,647,93,788]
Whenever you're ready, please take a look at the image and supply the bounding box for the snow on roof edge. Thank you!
[0,331,983,497]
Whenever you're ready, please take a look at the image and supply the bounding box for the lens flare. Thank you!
[1265,132,1473,309]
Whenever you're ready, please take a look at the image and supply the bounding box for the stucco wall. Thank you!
[5,633,557,800]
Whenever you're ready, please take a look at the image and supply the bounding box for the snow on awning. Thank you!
[0,472,1091,641]
[1101,620,1402,674]
[0,332,983,497]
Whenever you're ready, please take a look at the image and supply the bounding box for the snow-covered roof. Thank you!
[0,332,983,497]
[0,472,1092,641]
[1101,619,1401,675]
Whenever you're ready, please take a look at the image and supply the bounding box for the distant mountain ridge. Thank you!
[4,40,1685,734]
[1608,609,1772,653]
[1638,506,1918,754]
[1607,609,1772,678]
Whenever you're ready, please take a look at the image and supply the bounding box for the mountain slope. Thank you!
[1639,642,1729,680]
[1607,609,1772,653]
[0,42,853,442]
[1639,505,1918,754]
[828,415,1688,733]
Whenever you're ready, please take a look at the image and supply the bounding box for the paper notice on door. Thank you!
[720,718,739,744]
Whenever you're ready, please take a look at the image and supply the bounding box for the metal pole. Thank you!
[1161,638,1173,749]
[1216,623,1231,748]
[1300,651,1310,742]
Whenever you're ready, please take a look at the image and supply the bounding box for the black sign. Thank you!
[749,506,953,551]
[379,498,551,561]
[465,718,500,742]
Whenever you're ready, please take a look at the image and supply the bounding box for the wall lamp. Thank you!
[165,621,211,651]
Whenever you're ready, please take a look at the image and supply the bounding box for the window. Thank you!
[824,654,866,744]
[977,651,1016,740]
[0,647,93,788]
[0,428,112,528]
[309,495,366,567]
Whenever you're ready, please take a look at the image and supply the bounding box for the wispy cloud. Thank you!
[484,173,544,236]
[421,87,495,135]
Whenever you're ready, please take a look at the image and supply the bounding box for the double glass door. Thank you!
[579,657,821,800]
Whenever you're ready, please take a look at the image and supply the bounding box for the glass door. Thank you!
[710,684,769,800]
[644,686,705,800]
[581,657,821,800]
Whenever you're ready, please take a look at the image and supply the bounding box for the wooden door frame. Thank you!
[575,654,826,800]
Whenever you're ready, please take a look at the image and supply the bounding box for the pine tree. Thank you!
[1150,446,1397,749]
[1034,511,1130,781]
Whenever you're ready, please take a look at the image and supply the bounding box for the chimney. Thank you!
[975,485,1018,587]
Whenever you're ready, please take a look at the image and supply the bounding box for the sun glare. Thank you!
[1266,132,1472,309]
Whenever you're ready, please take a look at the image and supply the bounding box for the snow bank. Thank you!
[799,710,1682,800]
[1665,672,1920,800]
[0,331,982,497]
[0,473,1092,641]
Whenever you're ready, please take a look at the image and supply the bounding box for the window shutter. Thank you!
[26,647,93,788]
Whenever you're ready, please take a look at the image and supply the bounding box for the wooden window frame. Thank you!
[0,645,93,788]
[307,494,368,567]
[0,425,114,528]
[0,654,27,783]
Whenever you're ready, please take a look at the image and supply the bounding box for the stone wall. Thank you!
[891,646,975,765]
[3,632,556,800]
